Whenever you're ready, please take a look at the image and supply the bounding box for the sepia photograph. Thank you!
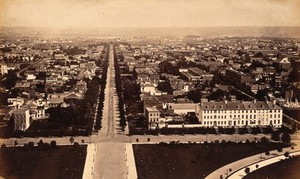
[0,0,300,178]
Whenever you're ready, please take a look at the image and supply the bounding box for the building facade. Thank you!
[197,100,282,128]
[13,109,31,131]
[145,106,160,129]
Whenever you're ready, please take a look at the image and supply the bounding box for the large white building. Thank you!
[197,100,282,128]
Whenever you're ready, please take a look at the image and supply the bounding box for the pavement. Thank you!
[228,150,300,179]
[125,143,138,179]
[92,44,126,179]
[82,144,97,179]
[206,140,300,179]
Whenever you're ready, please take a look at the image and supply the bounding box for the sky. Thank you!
[0,0,300,28]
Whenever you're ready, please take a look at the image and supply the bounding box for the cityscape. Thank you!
[0,0,300,179]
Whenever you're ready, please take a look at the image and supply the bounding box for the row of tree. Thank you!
[94,45,109,131]
[114,45,126,131]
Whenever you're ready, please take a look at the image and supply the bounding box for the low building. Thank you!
[197,100,282,128]
[13,108,31,131]
[168,103,197,115]
[273,57,291,71]
[226,68,253,84]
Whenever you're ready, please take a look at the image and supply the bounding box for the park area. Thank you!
[133,142,287,179]
[244,155,300,179]
[0,145,87,179]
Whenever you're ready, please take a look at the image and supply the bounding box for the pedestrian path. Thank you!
[206,143,300,179]
[82,144,97,179]
[125,143,138,179]
[228,150,300,178]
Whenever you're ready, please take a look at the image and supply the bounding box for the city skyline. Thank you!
[0,0,300,29]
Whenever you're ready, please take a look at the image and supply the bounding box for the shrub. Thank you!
[271,132,280,142]
[260,137,269,143]
[284,152,290,158]
[281,133,291,144]
[244,167,250,174]
[38,140,44,147]
[27,142,34,148]
[73,142,79,147]
[1,143,6,148]
[265,151,270,156]
[50,140,57,148]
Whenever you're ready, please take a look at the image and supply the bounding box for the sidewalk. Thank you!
[206,143,300,179]
[125,143,138,179]
[82,144,97,179]
[228,150,300,178]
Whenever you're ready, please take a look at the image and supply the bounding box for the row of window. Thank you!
[150,118,159,122]
[203,114,281,120]
[203,110,281,114]
[149,113,159,117]
[203,119,281,126]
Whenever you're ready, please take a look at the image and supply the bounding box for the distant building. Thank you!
[13,108,31,131]
[134,67,159,85]
[273,57,291,71]
[145,106,160,129]
[167,103,197,115]
[0,63,8,75]
[197,100,282,128]
[180,67,213,85]
[226,68,253,84]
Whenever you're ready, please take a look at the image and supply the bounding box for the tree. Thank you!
[271,132,280,142]
[187,89,202,103]
[281,133,291,144]
[27,142,34,148]
[284,152,290,158]
[260,137,269,143]
[244,167,250,174]
[265,151,270,156]
[147,138,150,142]
[136,138,139,143]
[277,148,283,153]
[4,70,18,89]
[50,140,57,148]
[38,139,44,147]
[69,137,75,144]
[157,82,173,94]
[256,164,259,169]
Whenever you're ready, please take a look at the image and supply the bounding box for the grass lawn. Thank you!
[0,145,87,179]
[133,142,287,179]
[244,156,300,179]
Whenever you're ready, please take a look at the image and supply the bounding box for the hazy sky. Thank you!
[0,0,300,28]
